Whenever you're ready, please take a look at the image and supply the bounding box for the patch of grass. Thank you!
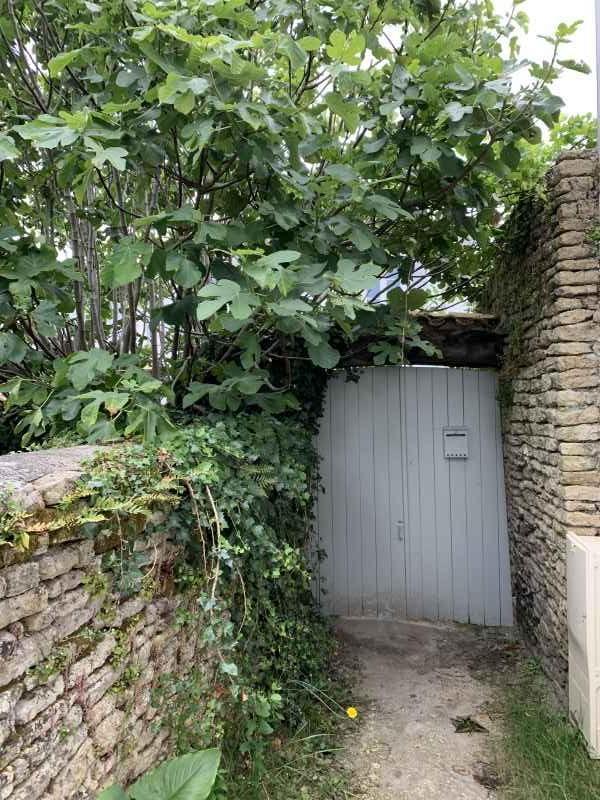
[500,660,600,800]
[218,728,352,800]
[215,672,358,800]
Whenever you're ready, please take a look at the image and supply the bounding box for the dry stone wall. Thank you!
[0,447,207,799]
[487,150,600,696]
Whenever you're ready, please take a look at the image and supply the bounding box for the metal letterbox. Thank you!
[443,428,469,459]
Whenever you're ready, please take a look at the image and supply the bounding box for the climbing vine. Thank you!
[1,409,347,792]
[479,194,546,410]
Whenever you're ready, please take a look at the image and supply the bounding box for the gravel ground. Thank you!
[337,618,519,800]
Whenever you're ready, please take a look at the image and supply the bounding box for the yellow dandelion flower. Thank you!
[346,706,358,719]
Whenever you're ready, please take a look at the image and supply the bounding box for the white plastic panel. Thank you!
[567,533,600,758]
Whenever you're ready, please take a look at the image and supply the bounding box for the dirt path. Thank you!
[338,618,517,800]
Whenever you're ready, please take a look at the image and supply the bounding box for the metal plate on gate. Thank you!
[443,427,469,459]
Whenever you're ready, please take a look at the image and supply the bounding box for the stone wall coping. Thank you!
[0,446,101,489]
[0,445,107,515]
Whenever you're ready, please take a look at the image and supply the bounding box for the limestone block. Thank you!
[66,634,116,690]
[0,585,47,629]
[556,425,600,442]
[45,740,95,800]
[560,456,598,472]
[554,246,595,262]
[53,605,95,640]
[43,568,86,599]
[554,284,598,297]
[0,561,40,599]
[551,390,598,407]
[31,471,81,506]
[562,511,600,528]
[92,709,125,755]
[553,158,596,179]
[548,342,592,356]
[85,693,117,728]
[84,663,121,708]
[559,371,600,390]
[35,545,80,581]
[0,628,56,689]
[14,676,64,726]
[0,629,17,658]
[562,470,600,486]
[554,309,593,326]
[552,296,586,312]
[23,587,89,633]
[552,323,596,343]
[559,442,599,456]
[551,407,600,427]
[77,539,95,567]
[552,269,599,287]
[555,230,585,247]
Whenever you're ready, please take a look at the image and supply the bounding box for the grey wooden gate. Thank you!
[315,366,512,626]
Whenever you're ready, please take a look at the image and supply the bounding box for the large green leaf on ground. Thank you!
[128,749,221,800]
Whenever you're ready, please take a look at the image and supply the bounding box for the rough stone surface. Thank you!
[0,446,208,798]
[487,149,600,698]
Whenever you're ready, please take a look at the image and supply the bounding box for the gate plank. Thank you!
[344,378,362,616]
[373,368,393,616]
[417,368,438,620]
[480,370,502,625]
[464,370,485,625]
[387,367,406,616]
[448,369,469,622]
[358,370,378,616]
[403,368,423,619]
[432,368,453,620]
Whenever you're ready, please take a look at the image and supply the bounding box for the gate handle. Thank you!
[397,521,405,541]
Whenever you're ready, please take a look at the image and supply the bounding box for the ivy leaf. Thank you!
[158,73,210,106]
[32,300,62,336]
[80,400,102,429]
[278,37,308,71]
[269,297,312,315]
